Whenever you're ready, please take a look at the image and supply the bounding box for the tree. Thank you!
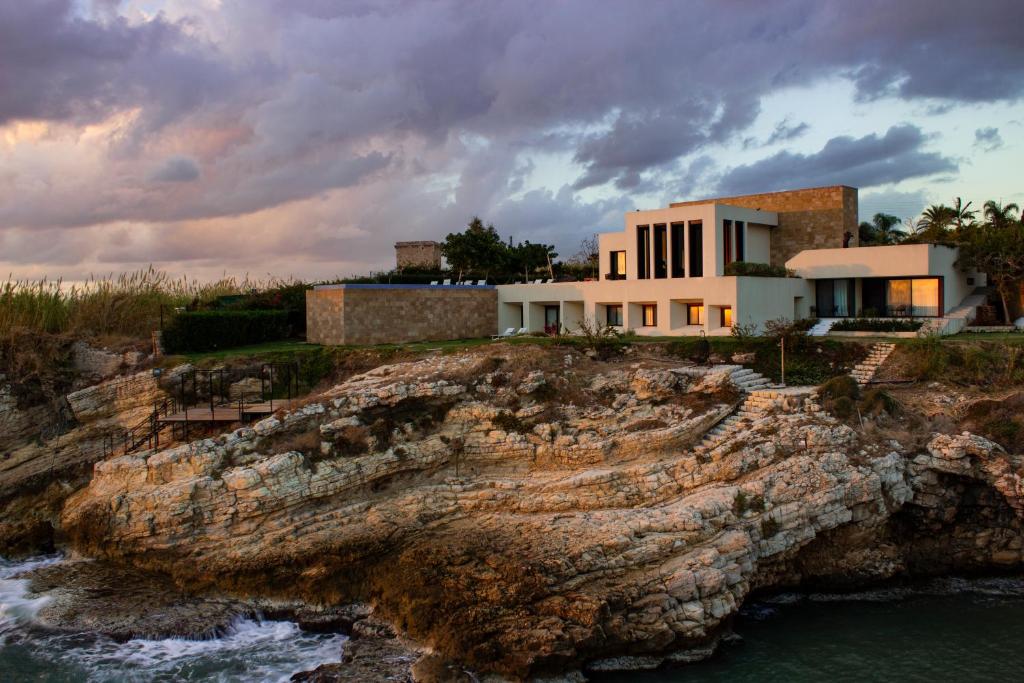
[441,217,507,280]
[952,197,976,235]
[859,213,904,245]
[564,234,599,279]
[920,204,955,231]
[982,200,1020,228]
[509,240,557,281]
[959,219,1024,323]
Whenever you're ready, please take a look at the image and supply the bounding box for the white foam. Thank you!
[0,556,346,682]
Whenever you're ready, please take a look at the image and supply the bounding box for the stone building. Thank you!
[395,241,442,270]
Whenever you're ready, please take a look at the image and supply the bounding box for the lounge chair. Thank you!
[491,327,515,340]
[533,278,542,284]
[429,280,438,285]
[515,327,528,335]
[476,279,486,286]
[442,278,451,285]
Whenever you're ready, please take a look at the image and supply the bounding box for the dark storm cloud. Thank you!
[716,125,958,195]
[974,127,1003,152]
[149,156,200,183]
[2,0,1022,277]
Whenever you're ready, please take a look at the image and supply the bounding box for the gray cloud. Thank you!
[149,156,200,183]
[974,127,1003,152]
[716,125,958,195]
[743,119,810,150]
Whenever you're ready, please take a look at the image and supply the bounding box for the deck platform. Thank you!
[161,400,299,423]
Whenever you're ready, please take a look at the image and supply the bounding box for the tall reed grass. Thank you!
[0,266,291,342]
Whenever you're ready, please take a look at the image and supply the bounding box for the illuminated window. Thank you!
[609,251,626,279]
[687,304,704,325]
[641,304,657,327]
[721,306,732,327]
[606,304,623,326]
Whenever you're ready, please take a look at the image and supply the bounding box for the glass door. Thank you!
[544,305,560,334]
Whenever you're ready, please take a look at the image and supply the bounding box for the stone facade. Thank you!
[671,185,858,266]
[306,285,498,346]
[395,241,442,270]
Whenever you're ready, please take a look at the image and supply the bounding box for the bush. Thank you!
[724,261,794,278]
[819,374,860,401]
[163,310,290,353]
[574,317,630,360]
[831,318,923,332]
[860,388,899,416]
[830,395,856,418]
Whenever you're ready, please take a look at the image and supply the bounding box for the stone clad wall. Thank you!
[394,241,442,270]
[671,185,858,267]
[307,286,497,345]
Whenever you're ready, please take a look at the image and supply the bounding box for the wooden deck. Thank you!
[161,400,299,423]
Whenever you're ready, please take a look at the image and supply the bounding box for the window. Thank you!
[641,304,657,327]
[544,305,560,334]
[637,225,651,279]
[720,306,732,327]
[653,224,667,279]
[670,223,685,278]
[688,221,703,277]
[606,304,623,326]
[911,278,940,317]
[687,304,704,326]
[735,221,744,262]
[608,250,626,280]
[723,220,733,269]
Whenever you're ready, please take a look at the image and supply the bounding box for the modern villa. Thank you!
[497,185,983,337]
[306,185,985,345]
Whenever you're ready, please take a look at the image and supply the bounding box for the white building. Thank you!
[497,186,982,336]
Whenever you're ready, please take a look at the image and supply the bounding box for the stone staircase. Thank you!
[807,318,839,336]
[695,387,819,456]
[850,342,895,385]
[728,366,776,392]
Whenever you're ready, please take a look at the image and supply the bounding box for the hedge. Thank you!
[831,318,923,332]
[163,310,291,353]
[724,261,794,277]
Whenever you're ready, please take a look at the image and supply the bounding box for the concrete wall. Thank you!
[598,203,778,282]
[307,285,497,345]
[394,241,442,270]
[672,185,857,266]
[497,275,807,336]
[787,244,935,279]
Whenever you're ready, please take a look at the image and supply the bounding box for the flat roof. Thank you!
[670,184,857,207]
[313,283,494,291]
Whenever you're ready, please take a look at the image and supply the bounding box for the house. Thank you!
[497,186,984,336]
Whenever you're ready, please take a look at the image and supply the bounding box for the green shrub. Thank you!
[163,310,290,353]
[831,318,922,332]
[830,395,856,418]
[724,261,794,278]
[819,374,860,401]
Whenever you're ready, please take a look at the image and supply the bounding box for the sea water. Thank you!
[594,577,1024,682]
[0,556,346,683]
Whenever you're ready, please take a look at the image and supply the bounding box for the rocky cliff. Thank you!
[56,347,1024,679]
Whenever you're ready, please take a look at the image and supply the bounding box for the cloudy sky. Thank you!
[1,0,1021,282]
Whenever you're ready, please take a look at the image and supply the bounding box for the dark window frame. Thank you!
[641,303,657,327]
[670,222,685,278]
[688,221,703,277]
[637,225,651,279]
[720,306,732,327]
[723,219,733,270]
[606,304,623,326]
[653,224,667,279]
[735,221,745,262]
[608,250,626,280]
[687,304,704,325]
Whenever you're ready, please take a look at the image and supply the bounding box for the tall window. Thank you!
[735,221,745,262]
[606,304,623,326]
[653,224,667,279]
[687,304,704,325]
[688,221,703,277]
[670,223,685,278]
[608,251,626,280]
[911,278,940,316]
[723,219,733,269]
[637,225,651,279]
[720,306,732,327]
[641,304,657,327]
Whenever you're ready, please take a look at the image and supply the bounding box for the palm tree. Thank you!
[871,212,903,245]
[952,197,975,234]
[919,204,955,231]
[983,200,1020,228]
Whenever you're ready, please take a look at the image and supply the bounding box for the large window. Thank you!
[653,224,667,279]
[641,304,657,327]
[886,278,941,317]
[544,305,560,334]
[735,221,745,262]
[816,278,856,317]
[723,219,733,269]
[687,304,704,325]
[720,306,732,328]
[637,225,651,279]
[688,221,703,277]
[606,304,623,326]
[670,223,685,278]
[608,250,626,280]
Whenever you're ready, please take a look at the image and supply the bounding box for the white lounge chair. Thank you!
[476,279,486,286]
[429,280,438,285]
[442,278,451,285]
[491,327,515,340]
[533,278,542,284]
[515,327,528,335]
